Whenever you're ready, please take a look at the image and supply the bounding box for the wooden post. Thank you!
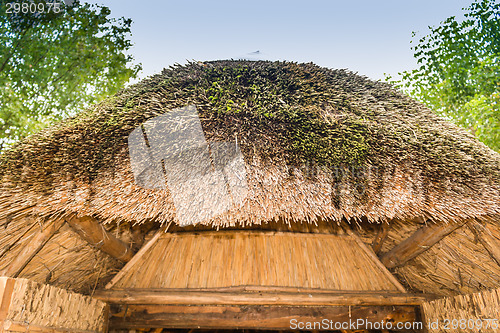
[1,218,65,277]
[379,220,470,269]
[66,215,134,262]
[0,278,15,322]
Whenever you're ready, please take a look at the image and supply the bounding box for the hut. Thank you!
[0,60,499,332]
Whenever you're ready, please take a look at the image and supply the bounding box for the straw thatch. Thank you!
[0,215,140,294]
[354,218,500,296]
[422,287,500,333]
[110,231,401,291]
[0,60,498,227]
[394,220,500,296]
[1,277,107,332]
[0,60,499,300]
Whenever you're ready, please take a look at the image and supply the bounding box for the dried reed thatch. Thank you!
[1,277,108,332]
[422,287,500,333]
[394,220,500,296]
[0,60,499,299]
[354,218,500,296]
[0,60,498,227]
[110,231,401,291]
[0,216,135,294]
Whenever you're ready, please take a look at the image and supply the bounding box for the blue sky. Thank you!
[86,0,472,81]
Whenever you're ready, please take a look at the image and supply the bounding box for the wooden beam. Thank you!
[371,223,390,254]
[0,218,65,277]
[469,221,500,267]
[108,304,419,330]
[379,220,470,269]
[94,289,434,306]
[0,278,16,321]
[66,215,134,262]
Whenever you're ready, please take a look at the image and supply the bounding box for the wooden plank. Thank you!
[379,220,470,269]
[108,304,419,330]
[66,215,134,262]
[105,230,163,289]
[469,221,500,267]
[156,230,354,239]
[94,289,434,306]
[102,285,426,294]
[371,223,390,254]
[1,219,65,277]
[346,229,406,292]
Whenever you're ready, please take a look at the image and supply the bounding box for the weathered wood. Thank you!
[106,230,163,289]
[371,223,390,254]
[346,229,406,292]
[379,220,470,269]
[106,284,424,294]
[66,215,134,262]
[469,221,500,267]
[94,289,434,306]
[1,218,65,277]
[108,304,419,330]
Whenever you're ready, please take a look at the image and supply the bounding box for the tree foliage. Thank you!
[389,0,499,151]
[0,0,141,151]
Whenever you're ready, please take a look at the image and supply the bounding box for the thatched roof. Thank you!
[0,61,499,301]
[0,60,499,227]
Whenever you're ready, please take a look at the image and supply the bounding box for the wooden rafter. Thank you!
[379,219,471,269]
[469,221,500,267]
[1,218,65,277]
[94,289,433,306]
[371,222,390,254]
[66,215,134,262]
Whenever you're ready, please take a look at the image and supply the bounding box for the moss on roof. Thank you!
[1,61,497,178]
[0,60,498,225]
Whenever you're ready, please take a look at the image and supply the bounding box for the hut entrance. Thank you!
[94,228,426,331]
